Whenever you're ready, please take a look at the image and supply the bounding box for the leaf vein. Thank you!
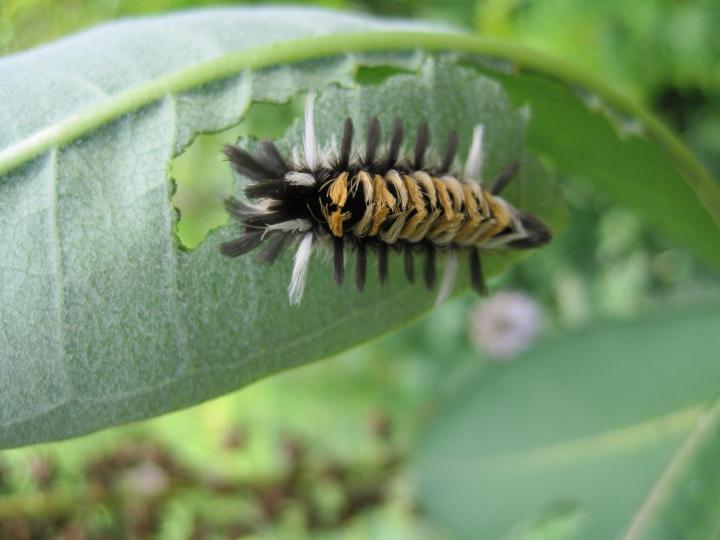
[48,148,75,400]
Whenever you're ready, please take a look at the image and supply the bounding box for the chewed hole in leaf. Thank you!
[354,65,418,86]
[172,99,303,249]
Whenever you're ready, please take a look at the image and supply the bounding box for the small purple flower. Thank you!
[469,292,543,360]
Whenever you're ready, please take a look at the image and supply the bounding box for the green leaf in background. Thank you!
[412,303,720,540]
[623,398,720,540]
[0,7,717,448]
[486,70,720,269]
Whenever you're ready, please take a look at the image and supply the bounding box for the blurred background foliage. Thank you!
[1,0,719,538]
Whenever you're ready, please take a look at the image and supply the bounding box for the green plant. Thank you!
[1,6,719,539]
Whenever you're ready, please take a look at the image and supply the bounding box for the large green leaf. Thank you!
[623,398,720,540]
[0,7,716,448]
[412,304,720,540]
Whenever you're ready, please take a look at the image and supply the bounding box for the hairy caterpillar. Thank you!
[221,92,551,305]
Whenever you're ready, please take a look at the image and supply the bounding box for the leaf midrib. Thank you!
[622,399,720,540]
[423,404,703,472]
[1,30,718,229]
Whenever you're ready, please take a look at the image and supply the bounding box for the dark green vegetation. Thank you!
[0,1,718,538]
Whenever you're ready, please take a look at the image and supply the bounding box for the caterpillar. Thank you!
[221,92,551,305]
